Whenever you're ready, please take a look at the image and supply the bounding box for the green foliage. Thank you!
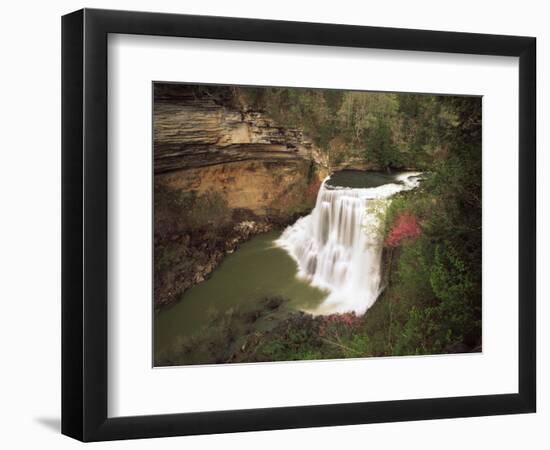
[337,92,399,145]
[249,312,367,362]
[365,118,401,170]
[242,86,471,171]
[375,96,482,354]
[156,89,482,363]
[241,87,342,150]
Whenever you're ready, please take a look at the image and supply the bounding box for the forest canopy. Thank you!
[154,83,482,364]
[239,87,472,172]
[236,87,483,357]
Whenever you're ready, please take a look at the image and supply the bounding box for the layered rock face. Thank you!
[153,84,327,307]
[154,85,328,219]
[154,86,327,170]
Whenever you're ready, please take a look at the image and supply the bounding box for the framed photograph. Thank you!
[62,8,536,441]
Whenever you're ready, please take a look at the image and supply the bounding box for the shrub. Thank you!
[386,212,421,247]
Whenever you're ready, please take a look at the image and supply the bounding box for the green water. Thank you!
[154,231,327,355]
[326,170,402,189]
[154,170,413,358]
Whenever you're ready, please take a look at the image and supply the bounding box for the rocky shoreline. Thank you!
[155,219,266,309]
[153,84,326,309]
[154,212,311,309]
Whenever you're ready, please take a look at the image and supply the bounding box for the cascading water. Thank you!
[276,172,421,315]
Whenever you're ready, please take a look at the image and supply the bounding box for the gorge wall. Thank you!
[154,84,329,219]
[154,85,329,307]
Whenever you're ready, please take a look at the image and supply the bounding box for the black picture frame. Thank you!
[61,8,536,442]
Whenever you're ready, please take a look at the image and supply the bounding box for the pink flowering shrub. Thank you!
[318,312,361,337]
[386,212,421,247]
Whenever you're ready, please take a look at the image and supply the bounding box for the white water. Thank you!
[276,172,421,315]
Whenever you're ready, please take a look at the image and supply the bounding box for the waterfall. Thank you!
[276,172,421,315]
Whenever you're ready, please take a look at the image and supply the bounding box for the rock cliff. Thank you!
[153,84,328,307]
[154,84,328,218]
[154,85,328,170]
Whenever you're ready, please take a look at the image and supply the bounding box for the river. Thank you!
[154,170,420,358]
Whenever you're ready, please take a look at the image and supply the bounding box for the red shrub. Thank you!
[386,212,421,247]
[318,312,361,337]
